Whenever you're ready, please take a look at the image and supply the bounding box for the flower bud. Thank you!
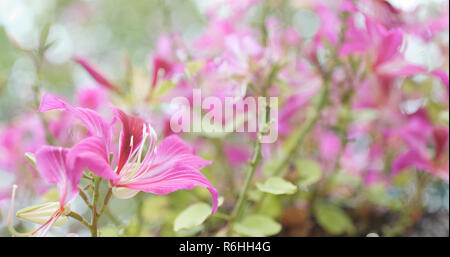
[112,187,139,199]
[16,202,69,226]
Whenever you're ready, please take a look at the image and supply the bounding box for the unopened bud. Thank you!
[16,202,69,226]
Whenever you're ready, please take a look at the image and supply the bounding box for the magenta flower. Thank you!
[38,93,218,213]
[340,14,426,77]
[393,125,449,181]
[28,145,83,236]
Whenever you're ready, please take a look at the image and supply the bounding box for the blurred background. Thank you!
[0,0,448,237]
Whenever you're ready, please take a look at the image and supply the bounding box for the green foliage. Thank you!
[259,195,283,218]
[233,214,281,237]
[256,177,297,195]
[174,203,212,232]
[141,197,169,223]
[314,202,355,235]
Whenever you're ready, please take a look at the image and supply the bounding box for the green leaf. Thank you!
[314,203,355,235]
[233,214,281,237]
[175,225,204,236]
[141,197,169,222]
[295,159,322,187]
[259,195,283,218]
[174,203,212,232]
[331,172,362,188]
[100,226,121,237]
[39,22,51,52]
[256,177,297,195]
[262,150,287,176]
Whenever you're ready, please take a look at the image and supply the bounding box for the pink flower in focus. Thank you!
[38,93,218,213]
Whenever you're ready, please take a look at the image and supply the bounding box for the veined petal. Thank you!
[114,108,149,173]
[69,137,118,181]
[73,56,117,91]
[35,146,82,207]
[39,93,112,145]
[151,135,212,171]
[119,163,218,214]
[38,93,66,112]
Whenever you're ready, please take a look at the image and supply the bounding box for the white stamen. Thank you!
[8,185,31,237]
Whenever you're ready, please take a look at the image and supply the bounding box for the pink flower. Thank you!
[76,87,106,110]
[30,145,83,236]
[38,93,218,213]
[0,114,48,200]
[393,126,449,181]
[340,14,426,78]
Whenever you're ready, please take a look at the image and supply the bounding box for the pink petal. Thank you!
[76,88,106,110]
[114,108,147,173]
[151,135,212,170]
[68,137,118,180]
[73,56,117,91]
[319,131,341,161]
[224,145,251,168]
[35,146,82,207]
[39,93,112,146]
[151,56,173,88]
[374,28,403,68]
[121,163,218,214]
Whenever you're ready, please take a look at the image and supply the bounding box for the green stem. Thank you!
[273,79,329,176]
[227,103,271,235]
[98,188,113,217]
[227,136,262,235]
[67,211,91,230]
[78,186,93,209]
[90,176,101,237]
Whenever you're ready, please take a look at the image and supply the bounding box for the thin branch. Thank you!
[78,186,93,209]
[67,211,91,230]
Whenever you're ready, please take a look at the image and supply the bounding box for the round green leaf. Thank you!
[233,214,281,237]
[314,203,355,235]
[295,159,322,187]
[256,177,297,195]
[174,203,212,232]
